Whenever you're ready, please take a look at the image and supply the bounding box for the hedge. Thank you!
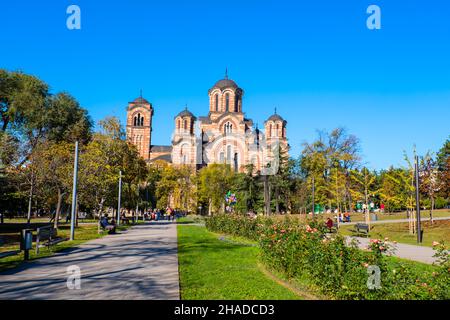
[205,214,450,300]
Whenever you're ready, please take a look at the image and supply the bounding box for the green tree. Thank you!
[197,164,234,215]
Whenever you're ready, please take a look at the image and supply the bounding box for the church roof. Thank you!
[132,97,150,104]
[267,113,285,122]
[266,108,286,123]
[212,79,239,90]
[151,145,172,153]
[209,70,243,93]
[175,108,196,119]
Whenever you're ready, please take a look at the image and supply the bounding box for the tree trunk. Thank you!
[275,187,280,215]
[97,197,105,233]
[54,188,63,229]
[430,196,434,225]
[27,178,34,224]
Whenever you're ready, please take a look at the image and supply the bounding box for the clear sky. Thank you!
[1,0,449,170]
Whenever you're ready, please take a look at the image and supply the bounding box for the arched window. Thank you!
[140,116,144,126]
[269,124,272,137]
[134,116,138,126]
[227,145,232,164]
[276,124,279,137]
[234,95,239,112]
[224,122,233,135]
[220,152,225,163]
[234,153,239,172]
[181,144,189,164]
[225,93,230,112]
[177,119,181,130]
[184,119,188,130]
[215,94,219,111]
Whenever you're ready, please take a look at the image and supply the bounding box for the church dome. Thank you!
[267,113,285,122]
[212,78,239,90]
[133,97,150,104]
[175,108,196,119]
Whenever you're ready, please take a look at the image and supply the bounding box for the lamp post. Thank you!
[415,155,422,243]
[117,170,122,225]
[70,141,79,241]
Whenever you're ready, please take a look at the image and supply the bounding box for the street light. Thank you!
[117,170,122,226]
[70,141,79,241]
[415,155,422,243]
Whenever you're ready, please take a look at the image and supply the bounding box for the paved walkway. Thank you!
[343,216,450,226]
[345,236,438,264]
[0,222,180,300]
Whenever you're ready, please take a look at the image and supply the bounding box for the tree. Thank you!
[46,92,92,144]
[300,127,361,213]
[351,167,377,227]
[233,164,262,214]
[419,152,443,224]
[30,141,74,229]
[197,164,234,215]
[436,137,450,200]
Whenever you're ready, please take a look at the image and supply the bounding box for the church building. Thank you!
[126,73,288,173]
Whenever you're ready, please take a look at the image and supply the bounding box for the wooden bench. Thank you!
[36,226,68,254]
[121,217,131,225]
[354,223,370,237]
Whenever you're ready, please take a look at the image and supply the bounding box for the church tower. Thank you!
[126,95,154,161]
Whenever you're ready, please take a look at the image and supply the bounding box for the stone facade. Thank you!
[126,97,154,161]
[126,75,288,172]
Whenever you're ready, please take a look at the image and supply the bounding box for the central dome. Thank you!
[213,78,239,90]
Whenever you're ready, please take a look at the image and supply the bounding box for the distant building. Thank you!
[126,73,289,172]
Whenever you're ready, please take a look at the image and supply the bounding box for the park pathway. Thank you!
[0,222,180,300]
[344,216,450,226]
[345,236,439,264]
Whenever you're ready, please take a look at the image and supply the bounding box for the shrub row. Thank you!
[205,214,450,300]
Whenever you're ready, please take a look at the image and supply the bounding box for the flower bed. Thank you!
[206,214,449,300]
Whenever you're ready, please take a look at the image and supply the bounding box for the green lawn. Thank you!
[177,224,303,300]
[339,220,450,247]
[0,223,133,272]
[281,209,450,224]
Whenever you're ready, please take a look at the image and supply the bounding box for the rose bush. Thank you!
[205,214,450,300]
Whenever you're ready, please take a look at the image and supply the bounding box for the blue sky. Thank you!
[1,0,449,170]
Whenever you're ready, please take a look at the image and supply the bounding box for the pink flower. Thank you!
[363,263,369,268]
[281,230,286,233]
[379,246,385,251]
[432,241,440,247]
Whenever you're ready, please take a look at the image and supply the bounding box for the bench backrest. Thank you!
[356,223,369,230]
[37,226,57,241]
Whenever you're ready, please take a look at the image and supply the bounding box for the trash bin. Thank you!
[20,229,33,261]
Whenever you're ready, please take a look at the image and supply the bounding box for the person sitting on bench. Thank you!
[326,218,334,232]
[100,215,116,234]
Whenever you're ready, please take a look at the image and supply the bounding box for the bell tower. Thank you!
[126,93,154,161]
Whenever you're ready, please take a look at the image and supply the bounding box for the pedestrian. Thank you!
[326,218,334,232]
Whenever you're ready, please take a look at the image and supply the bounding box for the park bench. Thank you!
[35,226,68,254]
[121,217,131,225]
[354,223,370,237]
